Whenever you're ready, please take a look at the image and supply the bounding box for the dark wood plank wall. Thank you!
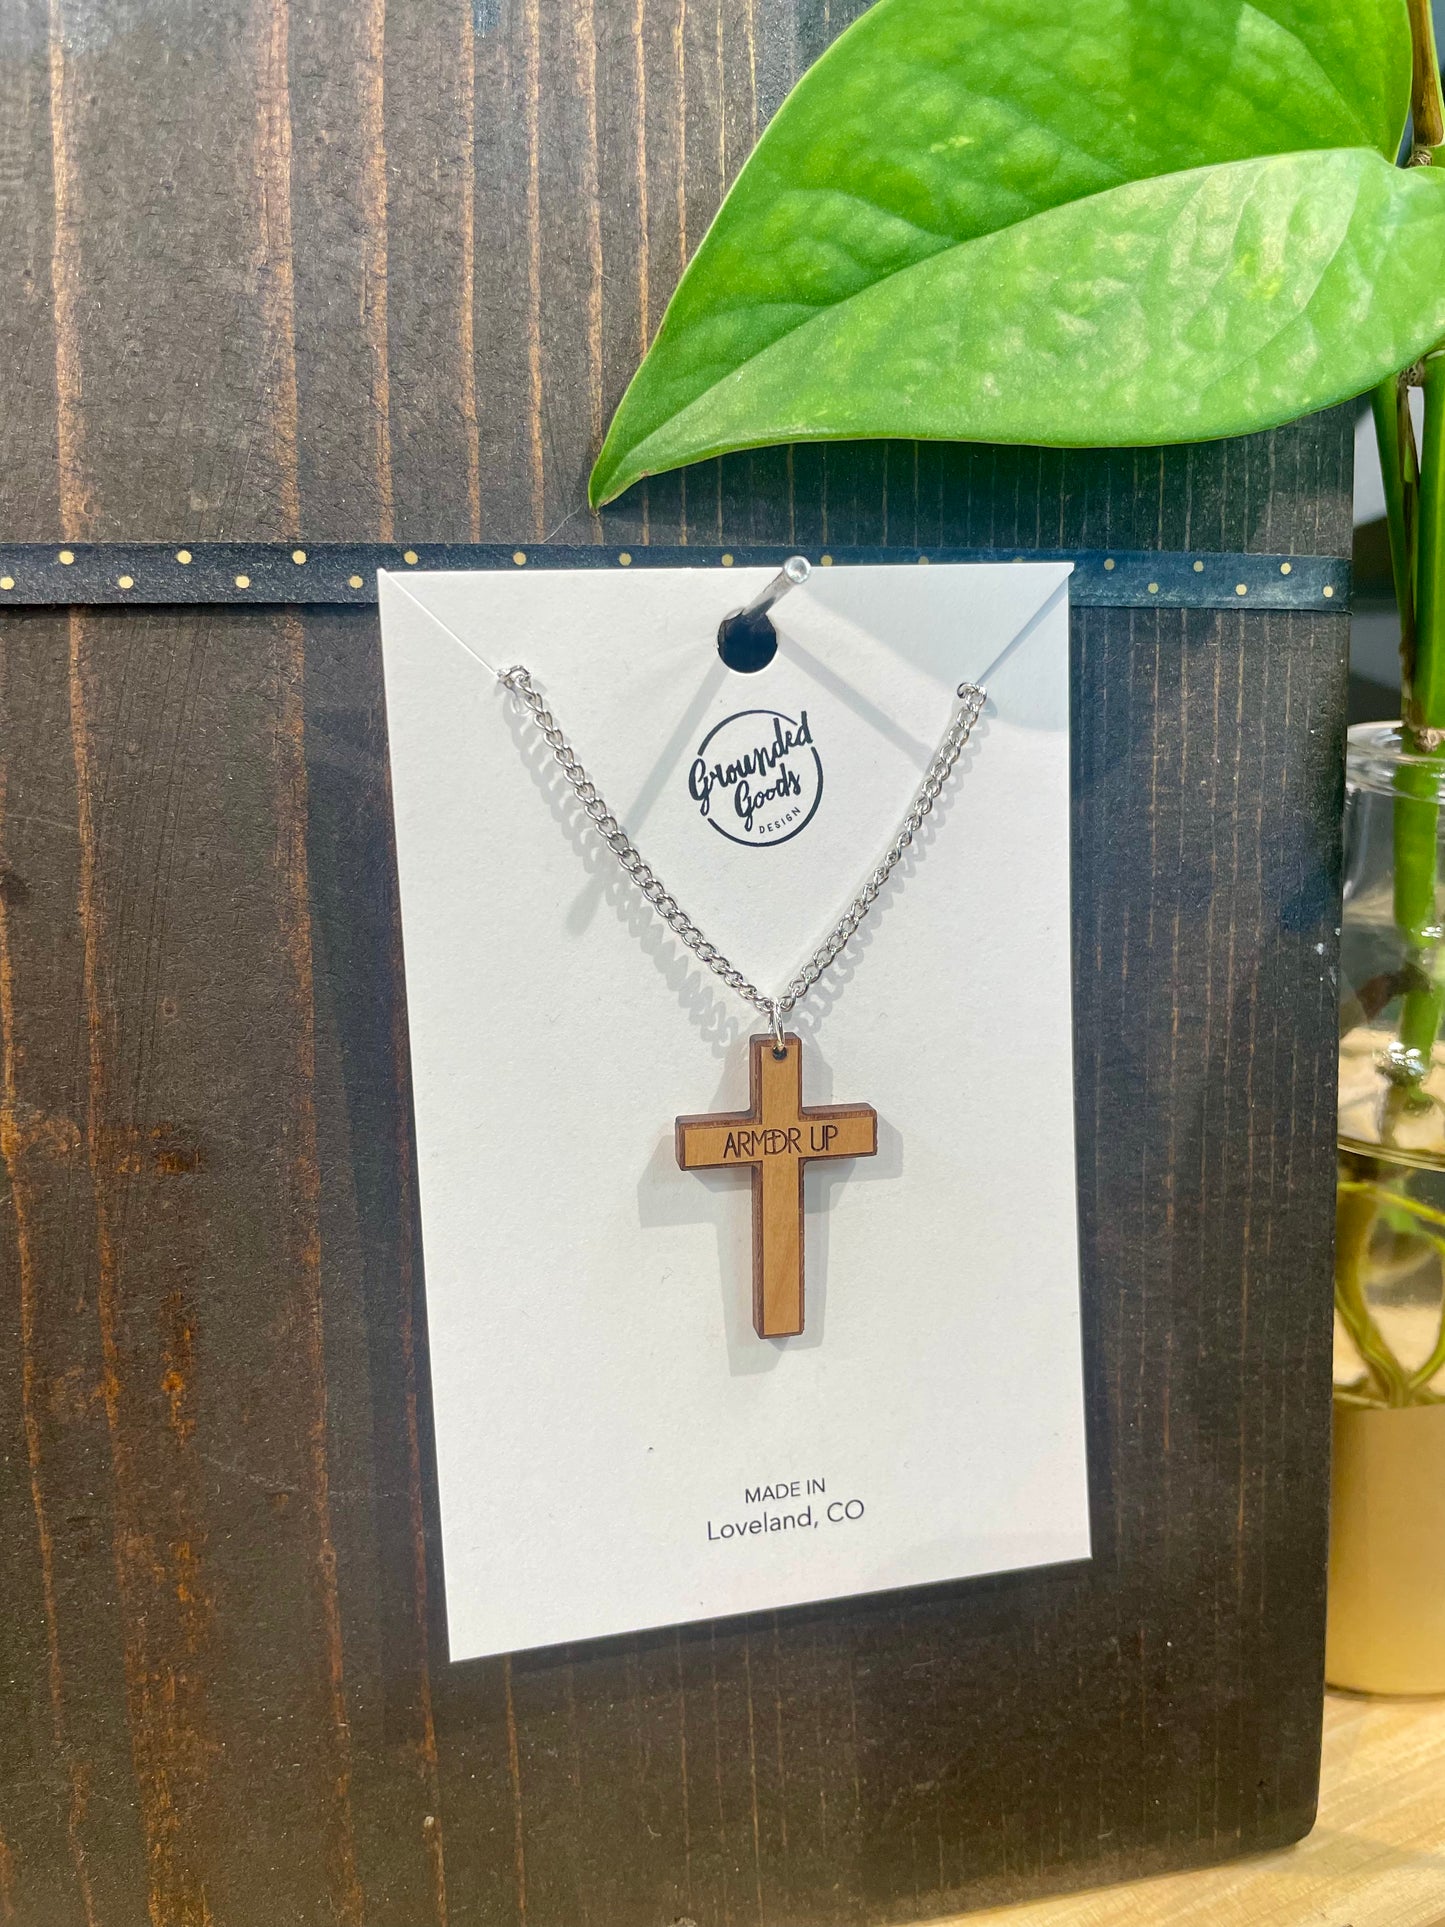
[0,0,1349,1922]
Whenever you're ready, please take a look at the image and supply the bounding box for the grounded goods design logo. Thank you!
[687,708,824,848]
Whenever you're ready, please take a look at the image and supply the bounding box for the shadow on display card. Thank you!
[377,560,1091,1662]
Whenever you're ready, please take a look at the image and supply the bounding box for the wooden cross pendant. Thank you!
[675,1033,878,1338]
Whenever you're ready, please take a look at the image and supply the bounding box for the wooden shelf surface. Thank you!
[947,1693,1445,1927]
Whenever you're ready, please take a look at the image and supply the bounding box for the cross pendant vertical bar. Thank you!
[675,1034,878,1337]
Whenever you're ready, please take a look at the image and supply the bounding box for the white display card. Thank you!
[378,560,1090,1662]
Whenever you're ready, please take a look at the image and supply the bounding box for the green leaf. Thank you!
[590,0,1419,504]
[593,150,1445,497]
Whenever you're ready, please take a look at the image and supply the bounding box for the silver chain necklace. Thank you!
[499,665,987,1051]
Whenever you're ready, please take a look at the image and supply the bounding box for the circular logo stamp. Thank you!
[687,707,823,848]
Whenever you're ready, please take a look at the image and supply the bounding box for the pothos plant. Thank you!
[589,0,1445,1406]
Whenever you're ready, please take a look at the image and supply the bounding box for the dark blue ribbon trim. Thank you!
[0,543,1349,611]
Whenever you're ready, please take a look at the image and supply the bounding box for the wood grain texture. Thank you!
[0,0,1349,1921]
[951,1691,1445,1927]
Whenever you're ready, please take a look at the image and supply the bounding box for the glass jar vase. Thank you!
[1330,721,1445,1695]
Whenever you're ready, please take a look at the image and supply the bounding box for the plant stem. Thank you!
[1339,1173,1445,1232]
[1335,1171,1412,1405]
[1374,373,1417,687]
[1391,782,1443,1082]
[1407,1310,1445,1397]
[1407,0,1445,148]
[1390,360,1445,1092]
[1336,1176,1445,1399]
[1414,355,1445,732]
